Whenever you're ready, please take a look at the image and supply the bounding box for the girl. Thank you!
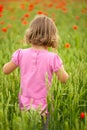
[3,15,69,130]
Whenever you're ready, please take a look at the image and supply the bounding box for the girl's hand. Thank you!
[55,65,69,83]
[3,61,17,74]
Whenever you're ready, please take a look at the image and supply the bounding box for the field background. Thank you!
[0,0,87,130]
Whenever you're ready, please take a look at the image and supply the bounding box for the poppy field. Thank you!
[0,0,87,130]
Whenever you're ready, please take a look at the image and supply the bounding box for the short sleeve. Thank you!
[11,49,22,66]
[51,54,63,72]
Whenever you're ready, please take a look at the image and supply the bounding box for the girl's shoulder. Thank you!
[48,51,62,64]
[12,48,30,58]
[48,51,59,58]
[14,48,31,54]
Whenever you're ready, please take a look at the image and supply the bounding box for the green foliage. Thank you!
[0,0,87,130]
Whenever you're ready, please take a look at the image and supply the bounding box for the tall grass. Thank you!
[0,0,87,130]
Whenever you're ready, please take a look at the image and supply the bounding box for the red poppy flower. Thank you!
[7,24,12,28]
[65,43,70,48]
[62,7,67,13]
[29,4,34,8]
[0,5,3,13]
[48,3,53,8]
[20,4,25,10]
[37,11,43,15]
[8,7,15,12]
[24,13,30,18]
[22,20,28,25]
[82,8,86,14]
[75,16,80,20]
[21,17,25,21]
[56,1,66,9]
[2,27,7,32]
[34,0,40,4]
[73,25,78,30]
[80,112,85,119]
[0,21,5,24]
[29,4,34,11]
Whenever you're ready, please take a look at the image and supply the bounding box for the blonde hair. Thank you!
[25,15,59,48]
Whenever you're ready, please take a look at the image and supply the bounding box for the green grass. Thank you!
[0,0,87,130]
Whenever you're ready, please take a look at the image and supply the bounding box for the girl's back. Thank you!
[12,48,62,99]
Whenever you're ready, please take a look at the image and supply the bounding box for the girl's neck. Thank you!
[31,45,48,50]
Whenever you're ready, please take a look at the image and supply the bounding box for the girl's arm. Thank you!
[3,61,17,75]
[55,65,69,83]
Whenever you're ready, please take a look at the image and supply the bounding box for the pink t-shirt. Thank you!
[11,48,62,112]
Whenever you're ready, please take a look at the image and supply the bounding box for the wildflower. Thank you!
[22,20,28,25]
[37,11,43,15]
[0,21,5,24]
[2,27,7,32]
[82,8,86,14]
[56,1,66,9]
[29,4,34,11]
[73,25,78,30]
[24,13,30,18]
[20,4,25,9]
[48,3,53,8]
[34,0,40,4]
[21,17,25,21]
[62,7,67,13]
[80,112,85,119]
[65,43,70,48]
[75,16,80,20]
[0,4,3,13]
[29,4,34,8]
[7,24,12,28]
